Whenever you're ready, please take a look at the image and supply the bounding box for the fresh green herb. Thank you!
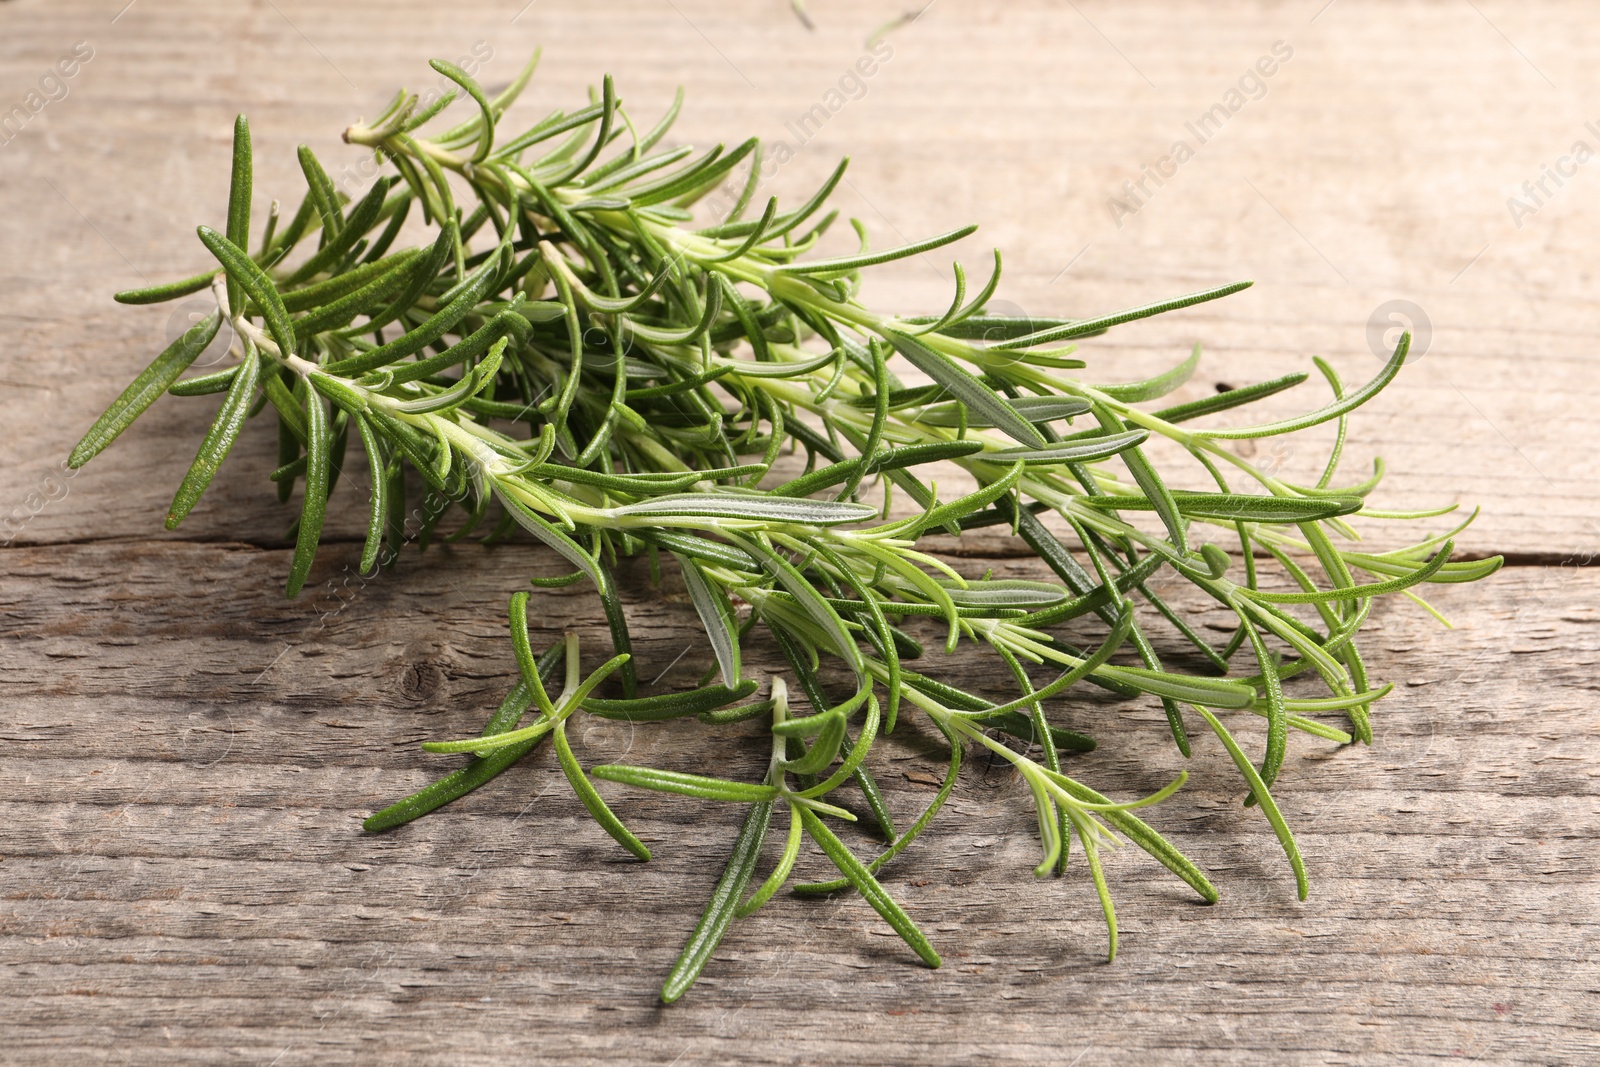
[71,53,1501,1001]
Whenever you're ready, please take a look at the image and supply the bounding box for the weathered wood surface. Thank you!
[1,0,1596,556]
[2,544,1597,1066]
[1,1,1597,1065]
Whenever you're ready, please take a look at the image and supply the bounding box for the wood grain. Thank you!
[0,0,1595,556]
[1,541,1596,1066]
[1,1,1596,1065]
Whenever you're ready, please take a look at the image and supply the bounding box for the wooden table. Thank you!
[2,2,1595,1063]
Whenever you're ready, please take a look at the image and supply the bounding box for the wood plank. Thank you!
[0,0,1593,556]
[1,540,1596,1065]
[2,1,1596,1064]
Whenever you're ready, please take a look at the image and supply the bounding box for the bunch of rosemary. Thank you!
[71,52,1499,1001]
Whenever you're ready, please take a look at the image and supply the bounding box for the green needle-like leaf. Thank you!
[1196,334,1411,440]
[285,389,329,598]
[351,414,387,574]
[224,114,253,314]
[660,799,773,1003]
[884,329,1047,448]
[1192,703,1308,899]
[779,710,846,776]
[1088,490,1363,524]
[1154,371,1307,424]
[676,553,741,687]
[166,348,261,528]
[993,281,1253,349]
[1097,343,1200,402]
[363,642,564,831]
[507,591,556,716]
[297,144,344,238]
[737,801,803,917]
[989,428,1148,464]
[72,311,221,468]
[797,804,941,968]
[589,766,780,803]
[196,225,297,360]
[429,59,497,162]
[584,680,759,721]
[612,495,878,527]
[282,176,394,286]
[917,394,1091,427]
[114,270,218,305]
[778,223,977,277]
[553,722,651,860]
[321,242,504,374]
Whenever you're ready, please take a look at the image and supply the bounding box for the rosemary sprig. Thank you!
[72,52,1502,1000]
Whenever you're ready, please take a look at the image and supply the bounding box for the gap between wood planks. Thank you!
[0,535,1582,568]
